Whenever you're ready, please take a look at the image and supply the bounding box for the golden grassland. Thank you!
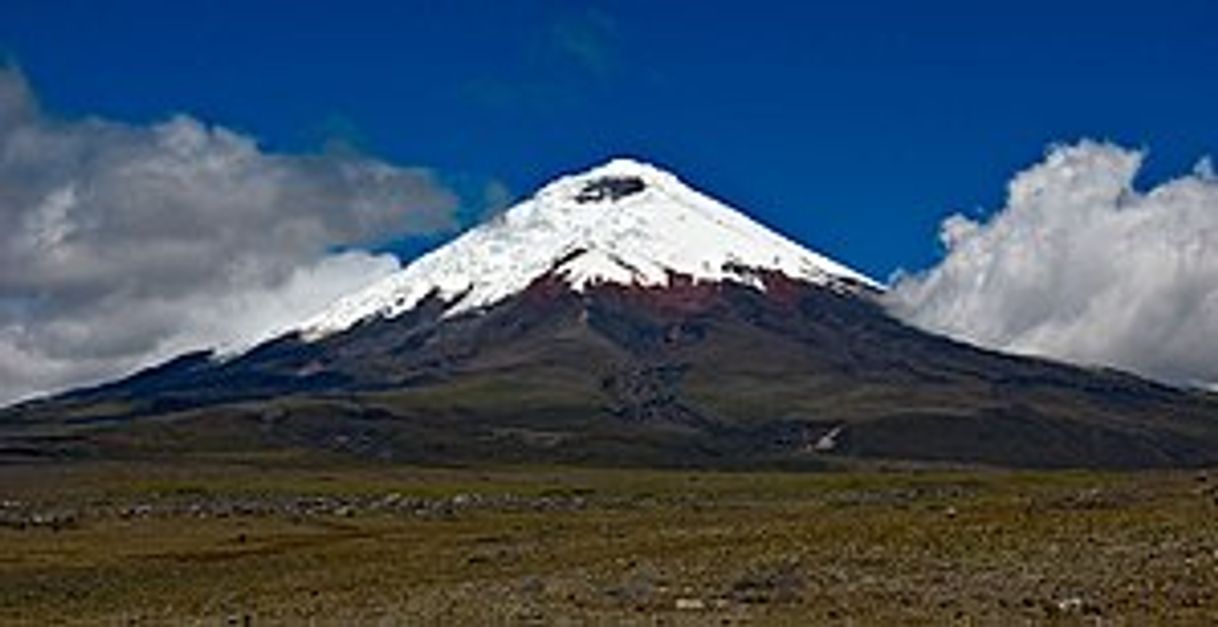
[1,457,1217,624]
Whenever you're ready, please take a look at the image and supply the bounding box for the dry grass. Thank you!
[1,460,1217,624]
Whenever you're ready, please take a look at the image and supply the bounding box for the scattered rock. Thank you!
[675,597,705,611]
[1056,596,1084,612]
[728,559,804,604]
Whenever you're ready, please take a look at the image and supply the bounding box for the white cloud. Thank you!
[0,68,459,405]
[888,140,1218,388]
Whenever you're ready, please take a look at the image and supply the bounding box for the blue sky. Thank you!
[3,0,1216,280]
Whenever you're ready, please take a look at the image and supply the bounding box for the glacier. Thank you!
[300,158,881,340]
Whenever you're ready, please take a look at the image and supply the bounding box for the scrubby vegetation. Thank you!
[1,457,1217,623]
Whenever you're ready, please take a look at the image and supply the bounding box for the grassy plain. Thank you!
[1,456,1216,624]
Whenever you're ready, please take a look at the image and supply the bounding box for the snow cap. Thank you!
[300,158,881,339]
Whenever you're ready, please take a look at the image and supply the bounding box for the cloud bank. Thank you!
[889,140,1218,388]
[0,69,458,405]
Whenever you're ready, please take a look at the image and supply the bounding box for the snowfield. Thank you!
[301,158,880,340]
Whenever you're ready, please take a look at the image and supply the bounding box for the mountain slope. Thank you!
[4,159,1218,469]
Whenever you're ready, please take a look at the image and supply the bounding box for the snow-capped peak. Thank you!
[300,157,881,339]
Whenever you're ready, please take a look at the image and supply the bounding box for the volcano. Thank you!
[6,159,1218,468]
